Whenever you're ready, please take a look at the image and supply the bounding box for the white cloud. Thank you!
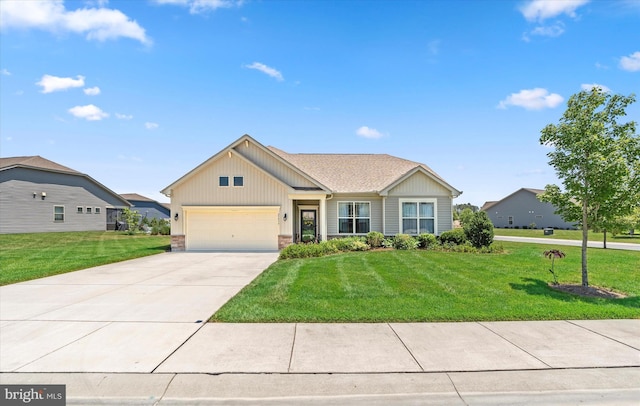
[356,126,384,139]
[0,0,151,45]
[620,51,640,72]
[115,113,133,120]
[529,21,565,38]
[581,83,611,92]
[68,104,109,120]
[498,88,564,110]
[84,86,101,95]
[145,122,159,130]
[1,68,10,75]
[244,62,284,81]
[36,74,85,93]
[519,0,589,22]
[154,0,243,14]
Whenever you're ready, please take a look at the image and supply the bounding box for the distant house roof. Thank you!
[268,146,460,195]
[120,193,156,202]
[1,155,130,207]
[482,188,546,211]
[0,156,80,174]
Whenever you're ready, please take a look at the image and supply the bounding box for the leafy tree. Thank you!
[454,203,479,213]
[459,208,475,227]
[539,88,639,286]
[121,208,141,235]
[464,211,494,248]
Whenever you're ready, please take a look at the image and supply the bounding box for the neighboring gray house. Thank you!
[120,193,170,221]
[0,156,130,234]
[482,188,577,230]
[161,134,462,251]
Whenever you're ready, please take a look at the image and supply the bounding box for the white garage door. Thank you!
[185,207,279,251]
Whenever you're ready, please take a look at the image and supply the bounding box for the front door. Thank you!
[301,209,317,242]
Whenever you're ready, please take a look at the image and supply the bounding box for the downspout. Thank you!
[382,196,386,236]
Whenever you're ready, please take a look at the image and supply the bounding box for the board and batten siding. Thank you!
[0,168,126,234]
[233,142,318,189]
[384,171,454,236]
[326,194,383,236]
[170,153,292,236]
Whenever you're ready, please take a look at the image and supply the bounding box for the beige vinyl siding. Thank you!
[387,170,452,196]
[384,196,453,235]
[233,142,318,188]
[170,153,291,236]
[326,194,382,235]
[384,172,454,236]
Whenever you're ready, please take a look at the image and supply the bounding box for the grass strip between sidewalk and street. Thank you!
[211,242,639,323]
[493,228,640,244]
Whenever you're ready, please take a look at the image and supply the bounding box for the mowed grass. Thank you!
[211,242,639,322]
[494,228,640,244]
[0,231,170,285]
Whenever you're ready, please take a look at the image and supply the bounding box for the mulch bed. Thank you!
[549,284,627,299]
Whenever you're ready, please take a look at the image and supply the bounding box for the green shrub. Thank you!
[366,231,385,248]
[439,229,467,245]
[464,211,494,248]
[416,233,437,249]
[279,242,339,259]
[392,234,418,250]
[328,237,369,252]
[382,238,394,248]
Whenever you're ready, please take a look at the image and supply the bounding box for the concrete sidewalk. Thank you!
[2,252,639,403]
[495,235,640,251]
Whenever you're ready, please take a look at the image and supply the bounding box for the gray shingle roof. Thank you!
[268,146,453,193]
[0,156,80,174]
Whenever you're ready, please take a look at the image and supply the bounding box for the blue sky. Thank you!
[1,0,639,206]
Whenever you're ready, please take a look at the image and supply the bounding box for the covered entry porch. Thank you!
[290,194,328,243]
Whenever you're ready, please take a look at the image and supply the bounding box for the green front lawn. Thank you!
[0,231,170,285]
[211,242,639,322]
[494,228,640,244]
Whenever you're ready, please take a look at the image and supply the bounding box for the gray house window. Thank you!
[219,176,229,187]
[95,207,101,214]
[401,201,435,234]
[54,206,64,222]
[86,207,92,214]
[338,202,370,234]
[77,206,83,214]
[508,216,514,225]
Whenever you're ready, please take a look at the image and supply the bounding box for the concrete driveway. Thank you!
[0,252,278,373]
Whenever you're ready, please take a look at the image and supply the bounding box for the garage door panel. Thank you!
[185,209,279,251]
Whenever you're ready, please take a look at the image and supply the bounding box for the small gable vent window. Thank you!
[86,207,92,214]
[95,207,101,214]
[233,176,244,187]
[219,176,229,187]
[77,206,83,214]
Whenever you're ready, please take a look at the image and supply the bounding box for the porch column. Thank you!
[320,195,327,241]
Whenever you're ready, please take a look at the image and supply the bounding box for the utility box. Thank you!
[544,228,554,236]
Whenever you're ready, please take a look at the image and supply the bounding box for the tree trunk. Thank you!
[603,229,607,249]
[581,199,589,287]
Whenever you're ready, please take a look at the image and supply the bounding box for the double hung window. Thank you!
[401,200,435,234]
[338,202,370,234]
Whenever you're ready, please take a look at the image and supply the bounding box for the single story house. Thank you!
[482,188,577,229]
[0,156,131,234]
[161,134,462,251]
[120,193,170,221]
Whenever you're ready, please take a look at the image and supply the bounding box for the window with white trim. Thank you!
[233,176,244,187]
[54,206,64,222]
[86,207,92,214]
[95,207,101,214]
[219,176,229,187]
[338,202,370,234]
[400,199,435,234]
[77,206,83,214]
